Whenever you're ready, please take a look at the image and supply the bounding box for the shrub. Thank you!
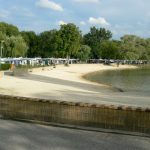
[0,63,10,70]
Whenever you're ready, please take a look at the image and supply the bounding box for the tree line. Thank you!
[0,22,150,61]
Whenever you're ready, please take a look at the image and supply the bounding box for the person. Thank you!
[53,63,56,68]
[10,62,15,70]
[117,60,120,67]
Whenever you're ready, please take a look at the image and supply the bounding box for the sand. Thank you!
[0,64,149,108]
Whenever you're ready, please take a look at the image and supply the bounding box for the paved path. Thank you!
[0,119,150,150]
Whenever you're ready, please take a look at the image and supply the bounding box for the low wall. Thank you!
[12,68,28,76]
[0,94,149,134]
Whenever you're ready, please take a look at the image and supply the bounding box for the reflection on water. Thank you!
[84,66,150,92]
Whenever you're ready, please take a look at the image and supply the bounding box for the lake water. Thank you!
[84,65,150,93]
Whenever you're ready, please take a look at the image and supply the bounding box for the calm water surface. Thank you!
[84,66,150,92]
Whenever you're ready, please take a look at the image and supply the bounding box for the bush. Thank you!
[0,63,10,70]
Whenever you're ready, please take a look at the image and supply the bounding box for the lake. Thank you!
[84,65,150,93]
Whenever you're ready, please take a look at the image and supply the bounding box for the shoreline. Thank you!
[80,64,138,87]
[81,64,138,91]
[0,63,149,108]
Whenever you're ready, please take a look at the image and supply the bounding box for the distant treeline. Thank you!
[0,22,150,61]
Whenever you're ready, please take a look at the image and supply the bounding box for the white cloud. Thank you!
[88,17,110,26]
[80,21,86,25]
[58,20,67,25]
[74,0,99,3]
[36,0,63,11]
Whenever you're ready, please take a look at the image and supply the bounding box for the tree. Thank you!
[100,40,120,59]
[58,23,81,58]
[84,27,112,59]
[0,23,27,57]
[120,35,147,60]
[76,45,91,62]
[0,31,7,41]
[0,22,19,36]
[144,38,150,60]
[0,31,7,57]
[21,31,38,57]
[5,36,28,57]
[38,30,61,58]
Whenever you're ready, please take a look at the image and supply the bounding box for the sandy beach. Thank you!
[0,64,149,108]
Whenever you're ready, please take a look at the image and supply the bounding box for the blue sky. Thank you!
[0,0,150,39]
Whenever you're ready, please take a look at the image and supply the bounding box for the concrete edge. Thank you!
[0,94,150,112]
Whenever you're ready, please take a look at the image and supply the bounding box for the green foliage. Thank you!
[21,31,39,57]
[0,63,10,70]
[100,40,120,59]
[124,51,139,60]
[0,22,19,36]
[76,45,91,61]
[1,21,150,60]
[4,35,28,57]
[0,24,28,58]
[84,27,112,58]
[59,23,81,57]
[144,38,150,60]
[0,31,7,41]
[120,35,149,60]
[38,30,61,58]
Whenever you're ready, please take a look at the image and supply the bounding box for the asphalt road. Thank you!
[0,119,150,150]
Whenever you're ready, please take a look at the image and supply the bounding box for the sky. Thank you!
[0,0,150,39]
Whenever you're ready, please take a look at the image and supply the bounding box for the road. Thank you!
[0,119,150,150]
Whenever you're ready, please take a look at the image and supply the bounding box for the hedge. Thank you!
[0,63,10,71]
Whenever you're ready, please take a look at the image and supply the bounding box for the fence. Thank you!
[0,94,149,134]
